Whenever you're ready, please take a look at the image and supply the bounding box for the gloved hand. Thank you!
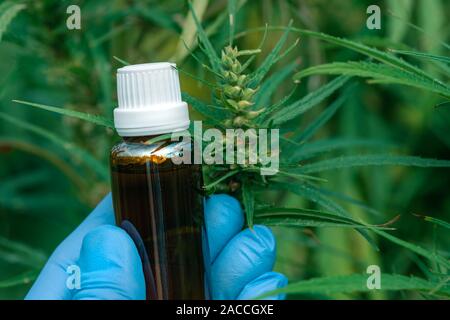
[25,194,287,300]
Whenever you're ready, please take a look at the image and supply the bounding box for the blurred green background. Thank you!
[0,0,449,299]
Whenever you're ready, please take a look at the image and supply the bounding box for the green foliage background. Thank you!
[0,0,449,299]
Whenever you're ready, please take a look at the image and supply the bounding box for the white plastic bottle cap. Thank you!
[114,62,190,136]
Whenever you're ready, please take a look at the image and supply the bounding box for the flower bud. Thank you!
[238,100,253,108]
[233,116,247,126]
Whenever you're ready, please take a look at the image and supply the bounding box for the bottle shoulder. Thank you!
[111,138,192,165]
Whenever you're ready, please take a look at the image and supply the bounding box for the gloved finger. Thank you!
[26,193,115,299]
[204,194,244,262]
[210,225,276,299]
[72,225,145,300]
[236,271,288,300]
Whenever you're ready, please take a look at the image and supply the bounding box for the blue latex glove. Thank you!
[26,194,287,300]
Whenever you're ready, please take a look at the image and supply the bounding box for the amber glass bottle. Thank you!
[110,63,206,299]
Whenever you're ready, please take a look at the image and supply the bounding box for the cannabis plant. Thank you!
[0,0,449,299]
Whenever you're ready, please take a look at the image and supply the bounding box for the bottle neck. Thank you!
[123,134,171,144]
[123,135,155,143]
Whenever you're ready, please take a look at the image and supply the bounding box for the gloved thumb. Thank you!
[71,225,145,300]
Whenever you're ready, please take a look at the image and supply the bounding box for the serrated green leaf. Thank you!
[294,61,450,99]
[254,207,389,230]
[373,229,450,269]
[255,215,361,229]
[241,26,443,83]
[12,100,114,128]
[292,87,351,144]
[172,0,209,62]
[289,138,394,162]
[297,154,450,174]
[188,1,221,72]
[312,186,380,216]
[249,20,293,86]
[271,181,346,216]
[253,60,298,108]
[390,49,450,64]
[173,1,247,63]
[257,86,297,125]
[270,181,378,250]
[257,274,450,298]
[275,168,327,183]
[416,215,450,230]
[182,92,232,122]
[268,75,350,125]
[288,27,441,83]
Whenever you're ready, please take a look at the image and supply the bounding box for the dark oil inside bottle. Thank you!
[110,137,206,300]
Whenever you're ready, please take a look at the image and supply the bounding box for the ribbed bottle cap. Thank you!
[114,62,190,136]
